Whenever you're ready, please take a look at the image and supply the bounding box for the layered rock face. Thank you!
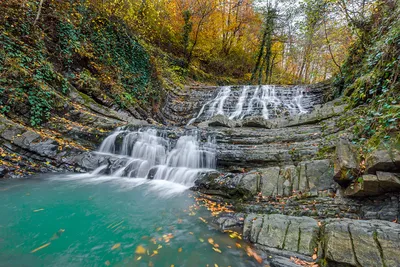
[243,214,400,267]
[186,85,400,266]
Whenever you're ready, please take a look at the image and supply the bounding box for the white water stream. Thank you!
[188,85,310,125]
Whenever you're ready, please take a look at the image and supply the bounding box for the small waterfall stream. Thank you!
[188,85,312,125]
[90,128,217,187]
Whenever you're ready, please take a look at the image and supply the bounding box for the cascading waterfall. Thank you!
[188,85,312,125]
[91,128,217,187]
[229,85,248,120]
[87,84,317,190]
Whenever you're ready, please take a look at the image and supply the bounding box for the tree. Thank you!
[251,3,276,84]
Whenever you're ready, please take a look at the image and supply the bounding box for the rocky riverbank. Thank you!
[188,90,400,266]
[1,83,399,267]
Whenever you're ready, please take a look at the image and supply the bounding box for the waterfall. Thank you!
[229,86,248,120]
[189,84,314,124]
[92,128,216,187]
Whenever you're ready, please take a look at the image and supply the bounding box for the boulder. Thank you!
[241,116,272,129]
[305,160,334,192]
[365,148,400,174]
[334,139,360,186]
[344,174,381,197]
[344,173,400,197]
[194,172,257,199]
[244,214,319,256]
[376,171,400,189]
[259,167,281,197]
[208,114,236,128]
[214,213,245,231]
[236,172,259,195]
[323,219,400,267]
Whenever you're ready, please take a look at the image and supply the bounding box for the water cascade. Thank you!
[88,84,319,188]
[188,85,315,125]
[92,128,217,187]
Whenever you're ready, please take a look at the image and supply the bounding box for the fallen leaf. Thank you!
[151,250,158,257]
[212,247,222,253]
[31,242,51,253]
[111,243,121,250]
[135,245,146,254]
[208,238,214,245]
[178,248,182,252]
[105,260,110,266]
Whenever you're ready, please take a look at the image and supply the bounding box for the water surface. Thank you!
[0,175,260,267]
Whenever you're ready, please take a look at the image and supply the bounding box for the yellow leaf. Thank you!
[212,247,222,253]
[111,243,121,250]
[136,256,142,261]
[135,245,146,254]
[208,238,214,244]
[178,248,182,252]
[31,242,51,253]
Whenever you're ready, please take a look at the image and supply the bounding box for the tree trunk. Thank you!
[33,0,45,26]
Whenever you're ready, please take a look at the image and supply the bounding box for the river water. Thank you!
[0,175,261,267]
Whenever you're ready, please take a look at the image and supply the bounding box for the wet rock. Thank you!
[147,167,158,180]
[269,256,303,267]
[0,167,9,178]
[365,148,400,174]
[244,214,319,256]
[334,139,360,186]
[29,139,59,158]
[208,114,236,128]
[194,172,258,199]
[323,219,400,267]
[74,152,110,171]
[214,213,245,231]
